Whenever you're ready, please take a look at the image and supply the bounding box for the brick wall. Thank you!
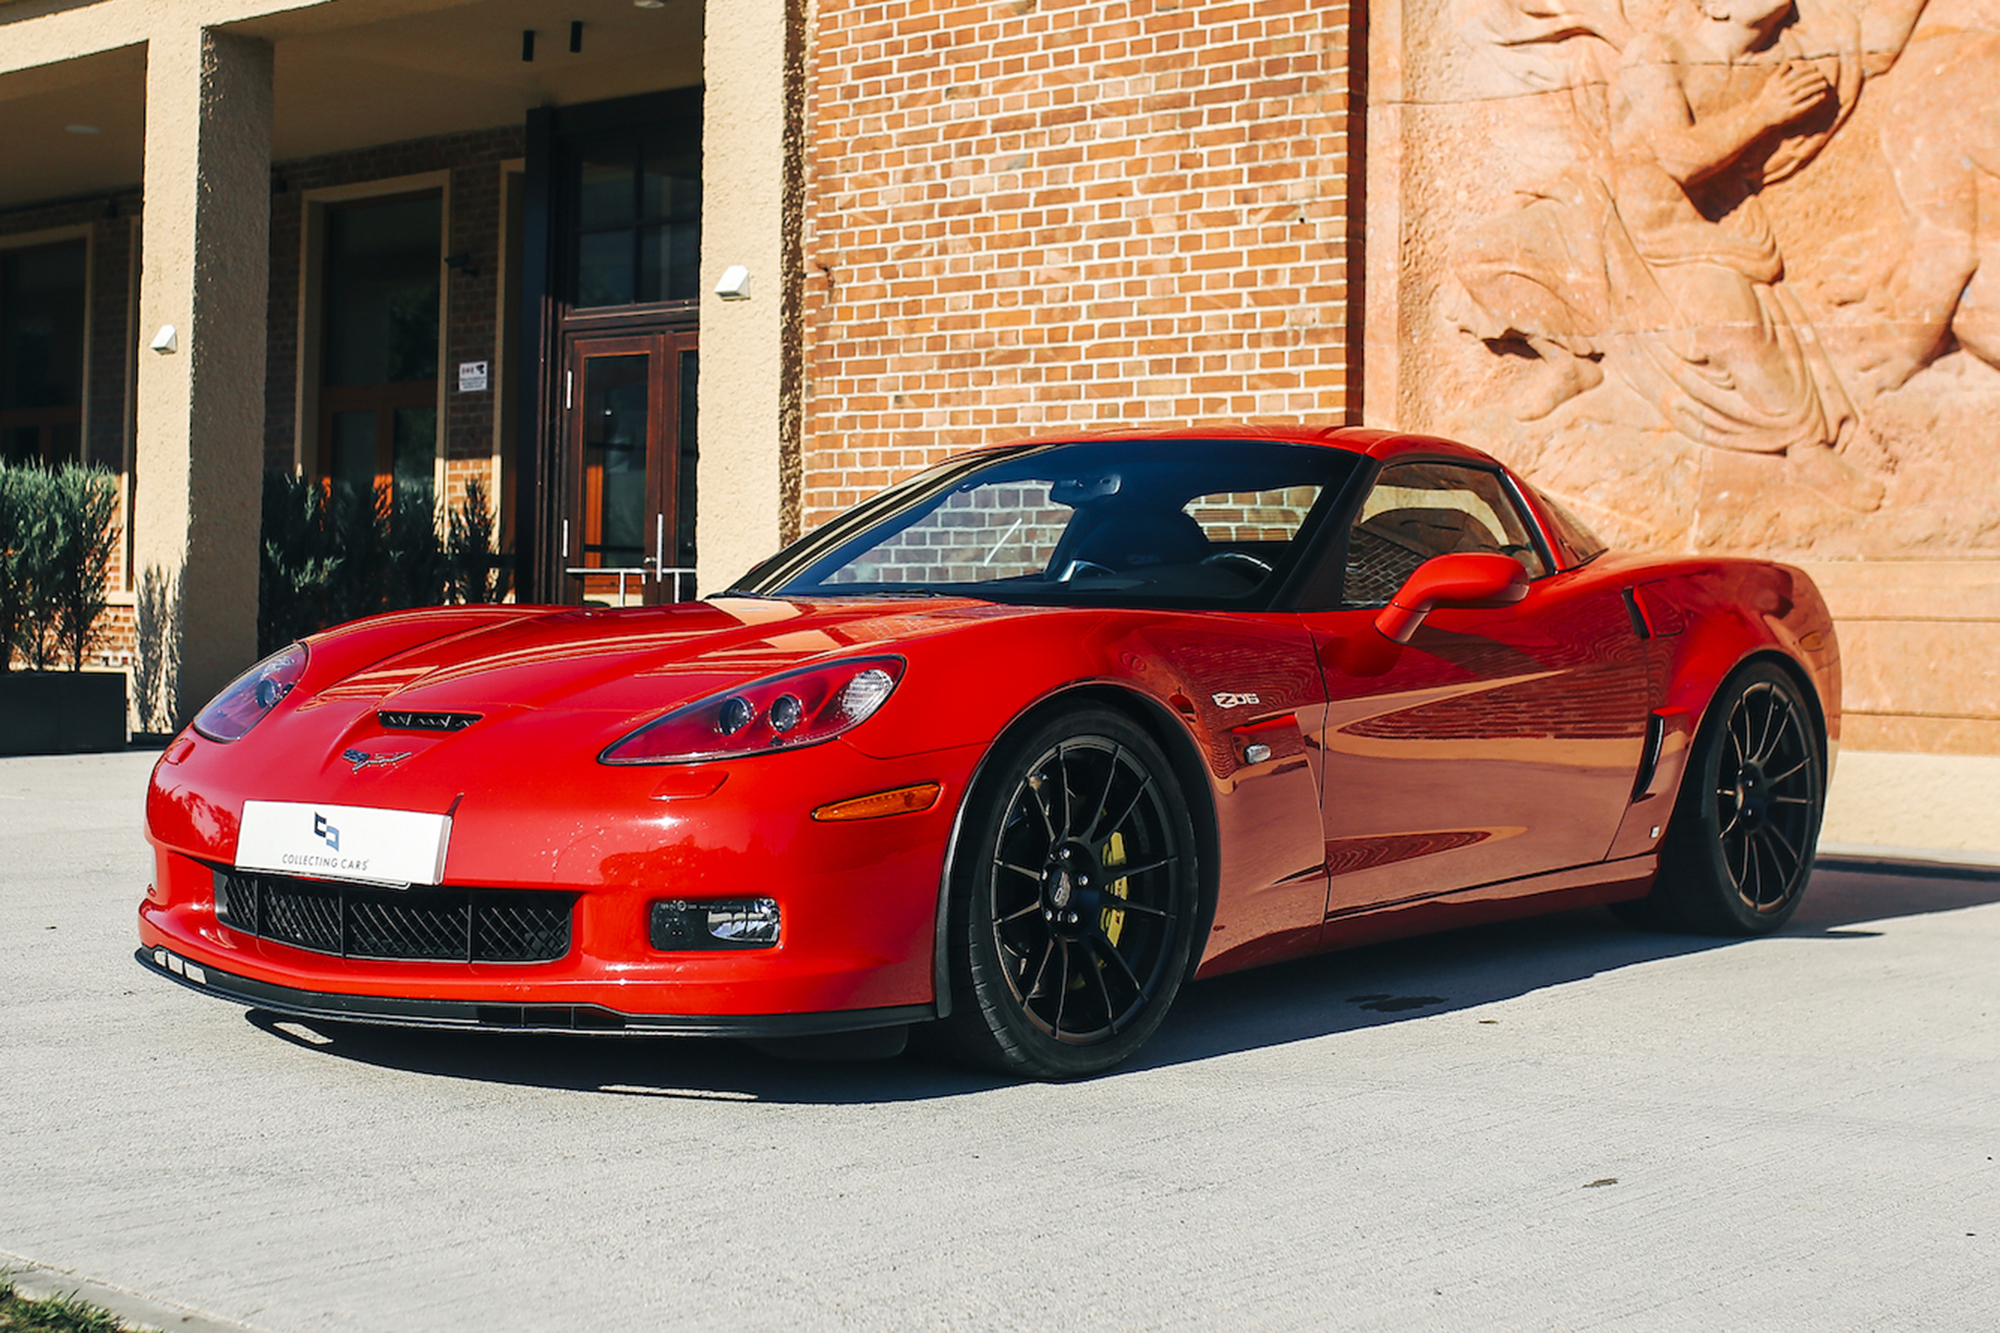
[800,0,1364,531]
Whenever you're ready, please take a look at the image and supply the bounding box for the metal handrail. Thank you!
[564,565,698,607]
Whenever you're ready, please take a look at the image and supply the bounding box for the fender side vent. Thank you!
[378,710,482,732]
[1620,587,1651,640]
[1631,711,1666,802]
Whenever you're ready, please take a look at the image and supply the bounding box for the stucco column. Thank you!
[132,26,272,729]
[696,0,800,594]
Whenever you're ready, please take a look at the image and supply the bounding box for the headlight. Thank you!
[191,644,308,742]
[600,656,905,765]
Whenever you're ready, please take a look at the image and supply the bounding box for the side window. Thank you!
[1343,462,1550,605]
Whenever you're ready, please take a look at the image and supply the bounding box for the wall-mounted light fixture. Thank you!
[715,266,751,301]
[444,252,482,279]
[570,21,584,52]
[522,29,536,61]
[150,325,178,355]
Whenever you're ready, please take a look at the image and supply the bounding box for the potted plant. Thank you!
[0,460,127,756]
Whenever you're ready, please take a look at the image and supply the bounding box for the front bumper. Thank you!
[137,945,934,1036]
[142,731,986,1024]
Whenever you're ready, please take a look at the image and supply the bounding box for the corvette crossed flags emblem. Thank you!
[342,748,412,773]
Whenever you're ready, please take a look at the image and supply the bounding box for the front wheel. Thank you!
[1632,662,1827,935]
[935,708,1200,1079]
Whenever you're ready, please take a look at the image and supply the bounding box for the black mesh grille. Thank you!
[475,902,572,962]
[348,896,469,960]
[212,869,572,963]
[264,884,344,954]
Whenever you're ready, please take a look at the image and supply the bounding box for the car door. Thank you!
[1300,459,1653,917]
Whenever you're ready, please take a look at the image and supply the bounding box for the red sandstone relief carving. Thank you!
[1852,26,2000,392]
[1429,0,1999,553]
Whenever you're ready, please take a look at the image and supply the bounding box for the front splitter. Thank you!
[135,947,935,1037]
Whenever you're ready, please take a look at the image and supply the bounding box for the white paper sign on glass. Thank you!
[236,800,452,887]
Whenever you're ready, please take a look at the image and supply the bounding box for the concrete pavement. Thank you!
[2,750,1996,1331]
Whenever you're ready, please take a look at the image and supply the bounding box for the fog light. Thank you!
[650,898,781,951]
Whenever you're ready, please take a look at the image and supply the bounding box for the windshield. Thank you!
[734,439,1363,607]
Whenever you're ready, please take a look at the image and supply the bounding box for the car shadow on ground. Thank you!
[242,858,2000,1105]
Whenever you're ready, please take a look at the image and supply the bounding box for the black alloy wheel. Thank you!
[1634,662,1826,935]
[938,707,1199,1078]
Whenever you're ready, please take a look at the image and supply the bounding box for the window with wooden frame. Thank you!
[0,238,88,468]
[316,191,443,501]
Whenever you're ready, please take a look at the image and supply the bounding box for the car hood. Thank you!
[303,596,1031,718]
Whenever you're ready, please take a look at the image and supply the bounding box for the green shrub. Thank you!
[0,460,115,672]
[258,471,514,654]
[385,481,449,613]
[0,464,30,671]
[448,476,513,605]
[46,464,119,671]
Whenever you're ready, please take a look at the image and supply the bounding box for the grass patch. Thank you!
[0,1279,139,1333]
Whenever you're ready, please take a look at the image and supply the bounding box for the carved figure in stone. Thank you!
[1454,0,1930,512]
[1608,0,1882,508]
[1853,26,2000,392]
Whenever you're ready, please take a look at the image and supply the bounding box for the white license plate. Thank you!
[236,800,453,887]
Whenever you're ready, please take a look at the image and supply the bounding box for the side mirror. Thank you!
[1373,553,1530,644]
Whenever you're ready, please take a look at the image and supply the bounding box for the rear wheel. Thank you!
[1633,662,1826,935]
[936,708,1199,1079]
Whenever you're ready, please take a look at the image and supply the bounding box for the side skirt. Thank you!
[1316,853,1658,955]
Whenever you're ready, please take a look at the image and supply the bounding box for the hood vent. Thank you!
[377,710,482,733]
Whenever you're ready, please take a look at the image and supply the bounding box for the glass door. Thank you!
[561,331,697,606]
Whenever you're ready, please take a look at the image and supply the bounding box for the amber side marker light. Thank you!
[811,782,943,822]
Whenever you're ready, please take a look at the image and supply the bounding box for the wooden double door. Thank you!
[559,329,698,606]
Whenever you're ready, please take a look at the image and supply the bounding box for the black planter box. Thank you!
[0,671,129,756]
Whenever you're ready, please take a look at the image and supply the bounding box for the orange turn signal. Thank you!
[811,782,942,822]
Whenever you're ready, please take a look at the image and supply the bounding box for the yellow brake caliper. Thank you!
[1100,830,1130,948]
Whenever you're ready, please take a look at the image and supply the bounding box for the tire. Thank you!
[1634,661,1827,935]
[935,707,1201,1079]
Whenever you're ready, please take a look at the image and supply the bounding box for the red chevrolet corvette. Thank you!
[139,427,1836,1077]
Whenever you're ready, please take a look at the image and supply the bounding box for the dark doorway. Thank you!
[520,90,702,605]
